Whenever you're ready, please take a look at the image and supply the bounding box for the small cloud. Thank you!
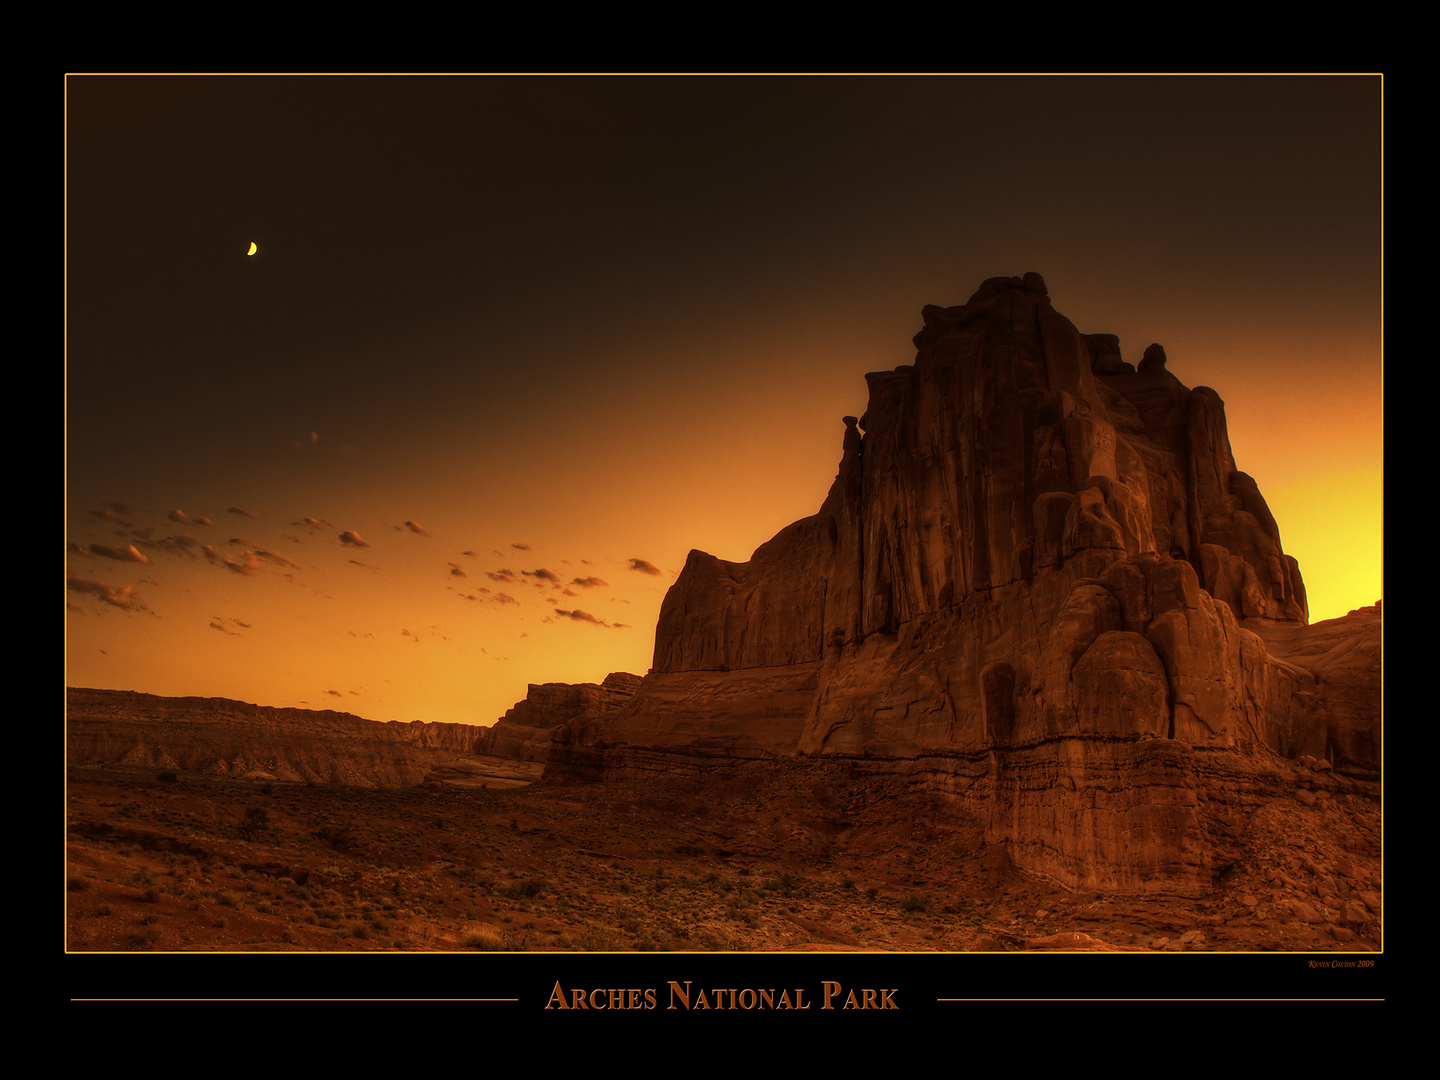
[448,564,467,577]
[629,558,662,576]
[227,506,258,519]
[168,510,189,524]
[67,574,148,612]
[554,608,609,626]
[402,521,429,536]
[153,535,204,558]
[255,549,300,570]
[340,530,370,547]
[523,567,560,585]
[297,517,335,530]
[487,569,517,583]
[219,551,263,575]
[349,559,380,570]
[462,550,477,559]
[89,543,148,564]
[511,542,530,551]
[570,576,608,589]
[89,502,138,523]
[326,689,343,698]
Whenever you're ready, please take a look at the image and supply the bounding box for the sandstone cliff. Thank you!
[67,687,486,788]
[547,274,1381,895]
[473,672,642,761]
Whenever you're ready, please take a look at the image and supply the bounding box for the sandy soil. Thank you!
[66,759,1380,954]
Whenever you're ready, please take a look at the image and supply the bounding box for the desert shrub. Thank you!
[462,927,506,950]
[238,806,270,840]
[578,925,618,951]
[315,825,350,850]
[67,877,90,892]
[502,877,547,901]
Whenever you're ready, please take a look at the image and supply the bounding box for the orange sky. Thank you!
[65,75,1382,728]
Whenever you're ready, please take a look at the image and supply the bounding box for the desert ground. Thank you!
[66,757,1380,954]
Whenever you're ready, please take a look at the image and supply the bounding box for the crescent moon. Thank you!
[247,241,258,256]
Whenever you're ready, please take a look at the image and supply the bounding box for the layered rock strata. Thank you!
[547,274,1381,894]
[474,672,642,761]
[67,687,485,789]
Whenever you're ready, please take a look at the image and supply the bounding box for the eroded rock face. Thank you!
[67,688,485,788]
[551,275,1380,894]
[475,672,642,761]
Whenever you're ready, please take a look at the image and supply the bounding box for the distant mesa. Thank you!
[518,273,1380,895]
[65,688,497,789]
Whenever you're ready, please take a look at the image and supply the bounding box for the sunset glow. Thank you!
[66,75,1382,729]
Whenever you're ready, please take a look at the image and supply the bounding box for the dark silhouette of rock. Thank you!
[546,275,1381,895]
[475,672,641,761]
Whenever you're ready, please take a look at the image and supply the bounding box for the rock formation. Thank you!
[474,672,642,761]
[67,688,487,788]
[547,274,1382,895]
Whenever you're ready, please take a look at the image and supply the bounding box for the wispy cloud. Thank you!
[89,543,148,564]
[402,521,429,536]
[89,502,138,523]
[149,534,204,557]
[67,574,148,612]
[200,546,298,576]
[339,530,370,548]
[551,608,623,628]
[227,506,258,520]
[569,575,608,588]
[628,558,662,576]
